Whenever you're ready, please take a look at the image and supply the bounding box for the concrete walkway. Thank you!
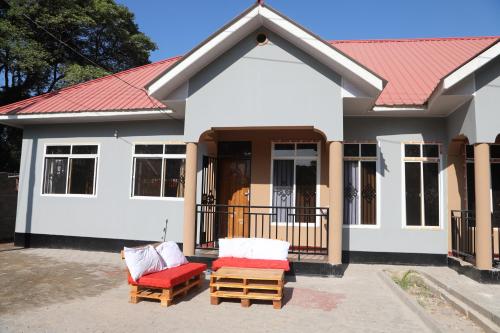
[419,266,500,326]
[0,248,434,333]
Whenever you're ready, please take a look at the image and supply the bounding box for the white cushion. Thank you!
[248,238,290,261]
[231,238,253,258]
[124,245,166,281]
[155,241,188,268]
[218,238,235,257]
[218,238,253,258]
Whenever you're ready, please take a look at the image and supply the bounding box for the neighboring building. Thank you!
[0,3,499,274]
[0,173,18,242]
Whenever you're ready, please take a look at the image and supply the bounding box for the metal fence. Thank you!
[195,204,329,258]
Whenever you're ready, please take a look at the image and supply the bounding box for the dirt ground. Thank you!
[390,270,484,332]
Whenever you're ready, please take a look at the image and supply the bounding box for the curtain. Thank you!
[344,161,359,225]
[272,160,294,222]
[43,157,68,194]
[361,161,376,225]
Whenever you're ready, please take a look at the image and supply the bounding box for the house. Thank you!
[1,3,499,277]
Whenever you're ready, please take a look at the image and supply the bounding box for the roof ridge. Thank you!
[330,36,500,44]
[0,55,181,110]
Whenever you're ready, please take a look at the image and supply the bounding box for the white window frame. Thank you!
[401,142,443,230]
[342,142,380,229]
[269,141,321,226]
[41,143,100,198]
[130,143,186,201]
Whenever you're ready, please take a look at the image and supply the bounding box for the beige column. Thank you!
[183,142,198,256]
[474,143,493,270]
[328,141,343,264]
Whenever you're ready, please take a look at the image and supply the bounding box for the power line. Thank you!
[1,0,182,123]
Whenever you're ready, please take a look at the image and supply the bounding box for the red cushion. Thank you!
[128,262,207,289]
[212,257,290,271]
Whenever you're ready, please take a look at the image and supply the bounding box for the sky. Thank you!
[120,0,500,62]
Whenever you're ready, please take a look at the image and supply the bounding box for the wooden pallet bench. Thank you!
[210,267,284,309]
[121,249,206,307]
[130,272,204,307]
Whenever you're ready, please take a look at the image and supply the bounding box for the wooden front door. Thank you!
[218,158,251,238]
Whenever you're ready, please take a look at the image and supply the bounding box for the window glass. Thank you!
[163,159,185,197]
[344,144,359,157]
[405,144,421,157]
[134,145,163,155]
[134,158,162,196]
[295,160,317,223]
[423,163,439,226]
[164,145,186,155]
[405,162,421,226]
[273,144,295,157]
[296,144,318,157]
[68,159,95,194]
[361,161,377,224]
[46,146,71,155]
[72,145,98,155]
[43,158,68,194]
[344,161,359,225]
[422,144,439,158]
[361,144,377,157]
[272,160,294,222]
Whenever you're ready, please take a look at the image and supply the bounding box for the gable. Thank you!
[183,29,344,141]
[147,4,383,102]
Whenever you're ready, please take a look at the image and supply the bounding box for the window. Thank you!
[403,143,440,227]
[271,143,319,223]
[42,144,99,195]
[132,144,186,198]
[343,143,377,225]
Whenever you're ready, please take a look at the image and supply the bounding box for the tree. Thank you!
[0,0,157,172]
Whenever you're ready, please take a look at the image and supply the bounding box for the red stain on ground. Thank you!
[286,287,346,311]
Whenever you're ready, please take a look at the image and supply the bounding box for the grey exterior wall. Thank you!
[474,55,500,143]
[343,117,448,254]
[447,55,500,143]
[15,120,186,243]
[184,29,343,142]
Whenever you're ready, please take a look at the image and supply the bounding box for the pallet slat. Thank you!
[209,267,284,309]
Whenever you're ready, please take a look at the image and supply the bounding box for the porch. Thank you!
[448,137,500,271]
[181,128,344,265]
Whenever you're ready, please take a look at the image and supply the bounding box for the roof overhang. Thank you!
[443,40,500,90]
[147,4,385,101]
[424,40,500,115]
[0,109,176,127]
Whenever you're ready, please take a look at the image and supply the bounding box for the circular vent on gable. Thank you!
[256,33,268,45]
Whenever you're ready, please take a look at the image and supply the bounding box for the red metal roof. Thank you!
[0,56,180,115]
[332,36,499,106]
[0,36,498,115]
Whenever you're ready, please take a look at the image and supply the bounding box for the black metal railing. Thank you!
[451,210,476,262]
[195,204,329,259]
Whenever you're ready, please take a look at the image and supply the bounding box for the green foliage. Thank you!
[0,0,157,171]
[58,64,109,88]
[394,270,417,290]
